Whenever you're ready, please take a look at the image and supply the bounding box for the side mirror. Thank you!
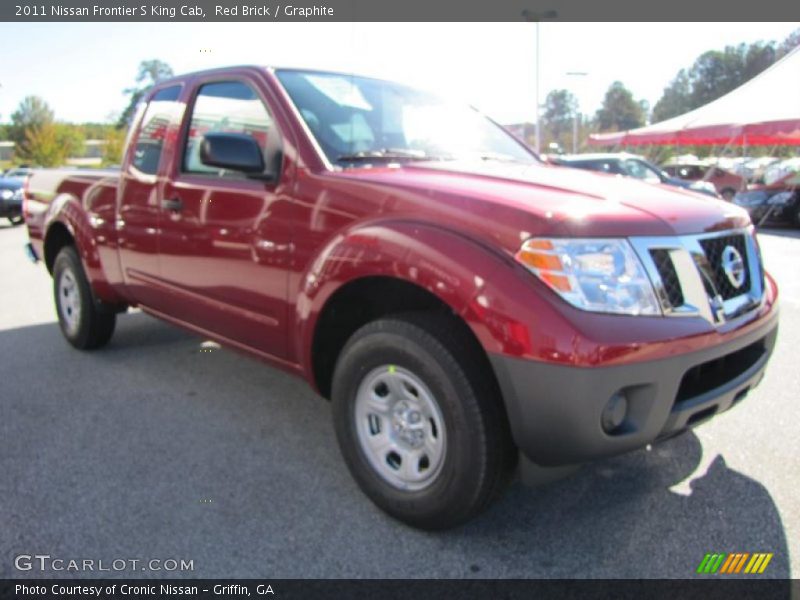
[200,132,266,175]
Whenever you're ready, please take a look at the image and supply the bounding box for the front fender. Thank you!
[293,220,568,380]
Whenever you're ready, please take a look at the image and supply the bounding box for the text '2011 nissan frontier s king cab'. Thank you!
[23,66,779,529]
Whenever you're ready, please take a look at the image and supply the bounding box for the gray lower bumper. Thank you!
[490,309,779,468]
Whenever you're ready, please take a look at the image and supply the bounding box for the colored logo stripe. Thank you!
[745,553,773,574]
[697,553,726,574]
[697,553,773,574]
[720,553,748,573]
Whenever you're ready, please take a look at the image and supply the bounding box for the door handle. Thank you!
[161,197,183,212]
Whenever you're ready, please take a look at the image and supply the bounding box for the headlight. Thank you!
[12,188,23,200]
[766,191,793,206]
[515,238,661,316]
[0,189,12,200]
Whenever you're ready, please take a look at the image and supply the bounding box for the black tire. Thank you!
[331,312,516,530]
[721,188,736,202]
[8,215,24,226]
[53,245,116,349]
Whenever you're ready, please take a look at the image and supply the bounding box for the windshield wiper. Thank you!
[335,148,440,164]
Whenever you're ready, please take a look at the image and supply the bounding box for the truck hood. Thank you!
[334,160,750,238]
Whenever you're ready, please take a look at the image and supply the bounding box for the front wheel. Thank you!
[331,313,516,530]
[53,246,116,349]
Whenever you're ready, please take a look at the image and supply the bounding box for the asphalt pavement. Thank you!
[1,221,798,579]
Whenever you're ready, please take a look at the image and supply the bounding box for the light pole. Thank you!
[522,9,557,155]
[566,71,588,154]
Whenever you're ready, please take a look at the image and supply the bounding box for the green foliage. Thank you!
[117,59,174,129]
[594,81,645,132]
[10,96,55,144]
[102,128,126,165]
[54,123,85,159]
[777,28,800,58]
[80,122,116,139]
[17,122,66,166]
[542,89,578,143]
[652,28,800,124]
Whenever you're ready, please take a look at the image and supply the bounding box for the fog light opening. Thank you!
[601,392,628,435]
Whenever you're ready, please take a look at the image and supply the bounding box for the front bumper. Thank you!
[490,305,779,467]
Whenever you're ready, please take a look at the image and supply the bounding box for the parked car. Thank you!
[662,160,746,201]
[3,166,34,182]
[552,153,720,197]
[0,177,24,225]
[23,66,778,529]
[733,158,800,227]
[734,157,781,184]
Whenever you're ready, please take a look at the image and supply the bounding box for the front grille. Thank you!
[699,234,751,300]
[650,249,684,308]
[631,229,763,325]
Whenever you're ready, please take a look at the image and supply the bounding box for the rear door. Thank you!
[157,76,294,360]
[117,85,184,308]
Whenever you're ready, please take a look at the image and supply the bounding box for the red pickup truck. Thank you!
[23,66,779,529]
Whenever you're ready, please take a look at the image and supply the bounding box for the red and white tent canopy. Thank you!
[589,46,800,146]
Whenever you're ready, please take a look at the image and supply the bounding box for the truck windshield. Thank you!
[275,69,538,167]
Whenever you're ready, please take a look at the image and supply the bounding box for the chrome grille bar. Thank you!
[629,227,765,326]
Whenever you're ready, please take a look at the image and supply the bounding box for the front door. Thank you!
[157,79,293,360]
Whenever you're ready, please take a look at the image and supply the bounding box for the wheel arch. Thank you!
[42,194,126,305]
[297,221,545,399]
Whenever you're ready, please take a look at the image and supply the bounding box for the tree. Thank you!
[776,27,800,59]
[542,89,578,144]
[594,81,645,132]
[9,96,55,144]
[55,124,85,159]
[17,122,66,166]
[102,128,126,165]
[117,59,174,129]
[652,29,799,123]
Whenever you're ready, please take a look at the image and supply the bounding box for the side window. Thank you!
[183,81,281,178]
[131,86,182,175]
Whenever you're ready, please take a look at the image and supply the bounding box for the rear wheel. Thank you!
[331,313,516,529]
[53,246,116,349]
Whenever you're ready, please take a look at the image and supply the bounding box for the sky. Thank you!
[0,22,797,126]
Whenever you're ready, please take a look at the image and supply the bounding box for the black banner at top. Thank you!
[2,0,800,21]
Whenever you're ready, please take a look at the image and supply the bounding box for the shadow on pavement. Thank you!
[460,431,790,578]
[0,312,790,579]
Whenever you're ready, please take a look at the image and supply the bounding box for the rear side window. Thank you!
[131,86,182,175]
[182,81,280,178]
